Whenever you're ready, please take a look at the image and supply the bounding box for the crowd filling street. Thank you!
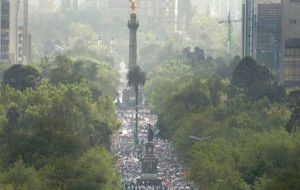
[112,109,198,190]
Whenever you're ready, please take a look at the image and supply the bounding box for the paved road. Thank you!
[112,109,199,190]
[114,61,198,189]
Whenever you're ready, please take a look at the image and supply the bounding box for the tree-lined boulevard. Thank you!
[0,0,299,189]
[112,108,197,189]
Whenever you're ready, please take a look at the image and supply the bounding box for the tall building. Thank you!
[242,0,255,57]
[0,0,29,64]
[61,0,78,10]
[17,0,30,64]
[282,0,300,88]
[177,0,193,31]
[0,1,1,55]
[9,0,18,64]
[195,0,241,20]
[1,0,11,62]
[242,0,282,69]
[255,3,282,69]
[241,0,300,87]
[95,0,187,33]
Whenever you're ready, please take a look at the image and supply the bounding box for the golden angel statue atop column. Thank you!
[130,0,136,14]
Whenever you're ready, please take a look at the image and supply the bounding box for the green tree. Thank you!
[48,55,118,98]
[229,56,285,102]
[0,81,121,188]
[126,65,147,144]
[285,90,300,133]
[0,160,44,190]
[145,61,193,114]
[216,56,241,78]
[3,64,41,91]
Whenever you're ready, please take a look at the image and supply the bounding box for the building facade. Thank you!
[194,0,241,20]
[242,0,282,69]
[282,0,300,88]
[241,0,300,87]
[17,0,29,64]
[0,0,29,64]
[242,0,254,57]
[1,0,10,61]
[255,3,282,69]
[61,0,78,10]
[93,0,190,32]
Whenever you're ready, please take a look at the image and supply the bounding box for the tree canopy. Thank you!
[229,56,285,102]
[3,64,41,91]
[0,54,121,189]
[144,51,300,189]
[127,66,147,90]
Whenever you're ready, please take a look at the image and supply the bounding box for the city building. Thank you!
[255,3,282,69]
[136,0,178,32]
[242,0,255,57]
[9,0,18,64]
[0,0,30,64]
[195,0,241,20]
[282,0,300,88]
[61,0,78,10]
[17,0,30,64]
[241,0,300,87]
[0,1,1,56]
[94,0,190,33]
[242,0,282,68]
[1,0,10,61]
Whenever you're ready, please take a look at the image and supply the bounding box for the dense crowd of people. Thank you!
[112,109,198,190]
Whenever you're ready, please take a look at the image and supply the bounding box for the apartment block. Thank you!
[0,0,30,64]
[282,0,300,88]
[255,3,282,69]
[242,0,282,70]
[1,0,10,61]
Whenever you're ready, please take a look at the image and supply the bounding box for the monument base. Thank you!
[136,177,162,186]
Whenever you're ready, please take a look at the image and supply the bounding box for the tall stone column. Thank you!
[128,13,139,69]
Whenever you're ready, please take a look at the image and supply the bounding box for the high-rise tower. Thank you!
[282,0,300,88]
[242,0,254,57]
[0,0,10,61]
[128,4,139,69]
[0,0,29,64]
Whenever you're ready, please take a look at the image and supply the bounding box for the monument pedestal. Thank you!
[137,176,162,186]
[137,142,162,186]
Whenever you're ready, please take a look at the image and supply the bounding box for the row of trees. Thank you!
[145,55,300,189]
[0,55,121,189]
